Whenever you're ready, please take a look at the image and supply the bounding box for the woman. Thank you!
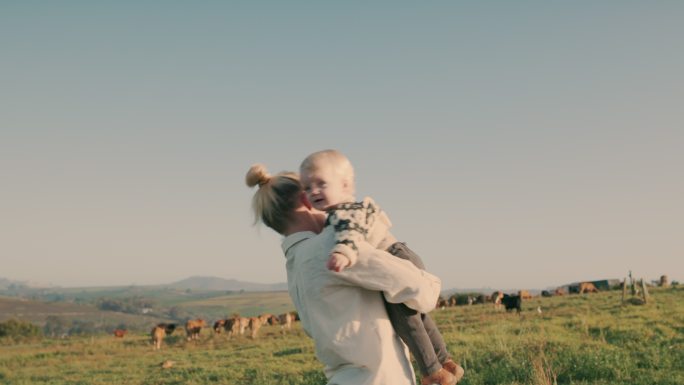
[246,164,444,385]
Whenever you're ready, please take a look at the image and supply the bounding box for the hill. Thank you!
[166,276,287,292]
[0,288,295,333]
[0,295,170,332]
[0,275,286,294]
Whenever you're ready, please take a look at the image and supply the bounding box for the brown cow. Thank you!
[554,288,566,296]
[518,290,533,300]
[579,282,599,294]
[265,314,280,326]
[213,317,240,337]
[213,319,226,334]
[237,317,250,335]
[278,312,293,332]
[491,291,504,311]
[185,319,206,341]
[113,329,127,338]
[248,317,262,338]
[259,313,278,327]
[151,323,176,350]
[224,317,240,337]
[290,311,300,321]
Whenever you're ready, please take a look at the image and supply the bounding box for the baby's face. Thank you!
[301,165,353,211]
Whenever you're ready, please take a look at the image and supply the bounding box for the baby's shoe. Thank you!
[420,368,456,385]
[442,360,465,383]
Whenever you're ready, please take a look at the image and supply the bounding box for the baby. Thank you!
[299,149,464,385]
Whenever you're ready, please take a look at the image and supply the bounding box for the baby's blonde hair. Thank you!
[299,149,355,190]
[245,163,302,234]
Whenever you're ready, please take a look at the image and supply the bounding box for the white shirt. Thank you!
[282,226,442,385]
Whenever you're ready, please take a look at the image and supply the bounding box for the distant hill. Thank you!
[0,277,57,290]
[0,275,287,292]
[166,276,288,292]
[0,277,11,289]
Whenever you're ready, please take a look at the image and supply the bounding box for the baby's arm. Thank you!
[327,204,368,270]
[327,198,394,271]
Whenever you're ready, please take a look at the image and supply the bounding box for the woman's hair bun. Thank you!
[245,163,271,187]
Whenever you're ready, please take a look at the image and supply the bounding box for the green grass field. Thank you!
[1,287,682,385]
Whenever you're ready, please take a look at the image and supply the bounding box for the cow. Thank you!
[213,319,226,334]
[541,290,553,297]
[213,317,240,337]
[185,319,206,341]
[113,329,127,338]
[248,317,262,338]
[259,313,277,326]
[151,323,176,350]
[225,317,240,336]
[436,296,448,309]
[290,311,300,321]
[491,291,504,311]
[579,282,599,294]
[263,314,279,326]
[238,317,250,335]
[554,288,566,296]
[518,290,533,300]
[278,312,293,332]
[501,294,522,313]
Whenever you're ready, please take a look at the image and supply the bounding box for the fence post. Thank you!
[641,279,649,303]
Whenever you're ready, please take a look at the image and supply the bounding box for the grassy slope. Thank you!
[0,296,170,329]
[0,291,295,329]
[177,291,295,319]
[1,288,682,385]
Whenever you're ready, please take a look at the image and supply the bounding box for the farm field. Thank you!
[1,287,682,385]
[0,291,295,332]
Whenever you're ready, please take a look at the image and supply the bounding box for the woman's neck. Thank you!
[283,207,326,236]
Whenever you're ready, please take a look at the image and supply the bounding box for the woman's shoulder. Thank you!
[282,228,335,252]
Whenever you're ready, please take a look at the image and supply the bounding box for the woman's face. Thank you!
[301,164,353,211]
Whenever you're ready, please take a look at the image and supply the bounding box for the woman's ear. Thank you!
[300,192,313,209]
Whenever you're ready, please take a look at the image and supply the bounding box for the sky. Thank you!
[1,1,682,291]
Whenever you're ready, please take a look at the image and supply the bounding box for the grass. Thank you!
[1,287,682,385]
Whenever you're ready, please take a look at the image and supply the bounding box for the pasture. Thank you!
[1,287,682,385]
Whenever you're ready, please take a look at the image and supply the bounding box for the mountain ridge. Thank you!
[165,276,288,292]
[0,276,288,292]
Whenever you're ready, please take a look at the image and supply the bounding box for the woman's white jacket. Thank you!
[282,226,442,385]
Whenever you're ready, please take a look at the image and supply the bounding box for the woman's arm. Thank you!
[335,240,441,313]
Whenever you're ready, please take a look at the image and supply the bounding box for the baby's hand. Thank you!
[327,252,351,272]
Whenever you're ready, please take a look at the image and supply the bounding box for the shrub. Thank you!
[0,319,42,340]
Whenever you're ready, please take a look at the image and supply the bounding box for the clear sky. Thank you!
[2,2,682,290]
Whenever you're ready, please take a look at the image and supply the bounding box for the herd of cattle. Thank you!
[131,312,300,350]
[436,282,602,314]
[110,283,604,349]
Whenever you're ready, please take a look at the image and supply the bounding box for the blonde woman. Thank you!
[246,164,442,385]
